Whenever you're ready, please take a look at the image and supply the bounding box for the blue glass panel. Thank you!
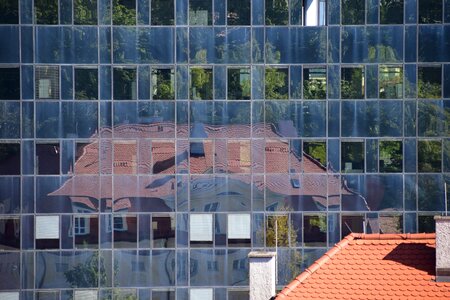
[418,100,447,136]
[366,139,378,173]
[20,0,33,23]
[290,65,302,99]
[0,102,20,138]
[328,0,340,25]
[176,66,188,100]
[190,249,226,286]
[226,27,251,64]
[367,0,378,24]
[100,66,111,100]
[99,0,112,24]
[176,28,188,63]
[252,0,264,25]
[380,101,402,137]
[405,175,417,210]
[214,0,225,25]
[419,26,450,62]
[405,26,417,62]
[328,101,340,137]
[328,65,340,99]
[252,28,264,63]
[189,27,216,63]
[100,27,111,64]
[328,26,340,63]
[21,65,34,100]
[22,102,33,139]
[0,26,19,63]
[418,175,445,211]
[227,249,249,286]
[176,0,188,25]
[366,65,378,98]
[404,64,417,98]
[138,66,150,100]
[138,0,150,24]
[36,102,61,138]
[252,66,264,99]
[139,27,174,63]
[405,0,417,23]
[36,177,72,213]
[61,66,73,100]
[0,177,20,214]
[445,64,450,98]
[446,0,450,22]
[62,102,98,138]
[60,0,72,24]
[404,101,416,137]
[214,66,226,100]
[0,252,19,289]
[21,27,33,63]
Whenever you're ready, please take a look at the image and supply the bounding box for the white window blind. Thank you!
[190,214,213,242]
[0,292,19,300]
[227,214,251,239]
[190,288,213,300]
[36,215,60,239]
[74,290,97,300]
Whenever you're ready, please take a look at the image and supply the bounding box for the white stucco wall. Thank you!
[249,252,277,300]
[435,216,450,281]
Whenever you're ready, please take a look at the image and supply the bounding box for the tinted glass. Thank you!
[74,0,97,24]
[227,0,250,25]
[380,0,404,24]
[0,0,18,24]
[0,68,20,100]
[152,0,174,25]
[75,68,98,100]
[35,0,58,24]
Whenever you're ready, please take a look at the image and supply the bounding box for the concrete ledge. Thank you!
[248,251,277,258]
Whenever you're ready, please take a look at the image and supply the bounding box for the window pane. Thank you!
[74,215,99,248]
[113,0,136,25]
[152,214,176,248]
[341,67,365,99]
[189,0,212,25]
[303,67,327,99]
[36,143,61,174]
[418,65,442,99]
[341,141,364,173]
[418,140,442,172]
[419,0,442,23]
[303,141,326,169]
[0,0,18,24]
[75,68,98,100]
[379,141,403,173]
[265,0,289,25]
[35,0,58,24]
[74,0,98,25]
[379,65,403,99]
[0,217,20,249]
[113,67,137,100]
[227,0,250,25]
[151,0,174,25]
[0,143,20,175]
[227,68,251,100]
[342,0,365,25]
[36,66,60,100]
[341,215,364,237]
[266,214,292,247]
[190,68,213,100]
[152,68,175,100]
[0,68,20,100]
[380,0,404,24]
[265,67,288,100]
[304,214,327,247]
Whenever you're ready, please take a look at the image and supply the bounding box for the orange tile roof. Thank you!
[277,233,450,300]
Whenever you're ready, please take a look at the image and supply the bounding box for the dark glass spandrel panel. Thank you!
[36,102,61,138]
[0,102,20,138]
[227,0,250,25]
[113,0,136,25]
[75,68,98,100]
[0,26,19,63]
[418,140,442,172]
[190,250,226,286]
[0,252,19,289]
[0,143,20,175]
[419,26,450,63]
[0,0,18,24]
[418,100,447,137]
[74,0,98,24]
[379,141,402,173]
[341,141,364,173]
[189,0,212,25]
[228,68,251,100]
[380,0,404,24]
[152,68,175,100]
[265,67,288,100]
[113,67,137,100]
[341,67,365,99]
[418,65,442,99]
[342,0,365,24]
[152,0,174,25]
[35,0,58,24]
[419,0,442,23]
[62,102,98,138]
[328,101,340,137]
[303,67,326,100]
[328,26,340,63]
[190,67,213,100]
[418,175,445,210]
[0,177,20,214]
[21,65,33,100]
[265,0,289,25]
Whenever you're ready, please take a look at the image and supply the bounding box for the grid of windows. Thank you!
[0,0,449,298]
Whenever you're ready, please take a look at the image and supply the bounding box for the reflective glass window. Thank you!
[151,0,174,25]
[303,141,327,169]
[418,65,442,99]
[265,67,289,100]
[341,67,365,99]
[0,143,20,175]
[227,68,251,100]
[227,0,250,25]
[341,214,364,237]
[418,140,442,172]
[113,215,137,248]
[418,215,435,232]
[74,215,99,248]
[379,65,403,99]
[304,214,326,247]
[266,214,291,247]
[0,0,18,24]
[74,0,97,25]
[303,67,327,100]
[265,0,289,25]
[0,68,20,100]
[152,68,175,100]
[35,0,58,24]
[152,214,176,248]
[379,140,403,173]
[113,67,137,100]
[419,0,442,23]
[342,0,365,25]
[189,0,212,25]
[75,68,98,100]
[341,141,364,173]
[113,0,136,25]
[36,143,60,174]
[380,0,404,24]
[0,217,20,249]
[35,66,60,100]
[190,67,213,100]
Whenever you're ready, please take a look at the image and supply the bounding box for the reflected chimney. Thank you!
[248,251,277,300]
[435,216,450,282]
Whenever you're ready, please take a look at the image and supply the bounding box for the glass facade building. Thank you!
[0,0,449,298]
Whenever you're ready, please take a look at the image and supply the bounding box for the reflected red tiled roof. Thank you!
[277,233,450,300]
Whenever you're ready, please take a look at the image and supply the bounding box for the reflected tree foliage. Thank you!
[418,140,442,172]
[64,252,106,288]
[380,0,404,24]
[379,141,402,173]
[265,0,289,25]
[74,0,98,25]
[265,68,288,100]
[0,0,18,24]
[341,0,365,25]
[418,66,442,99]
[190,68,213,100]
[341,68,364,99]
[113,0,136,25]
[35,0,58,24]
[151,0,174,25]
